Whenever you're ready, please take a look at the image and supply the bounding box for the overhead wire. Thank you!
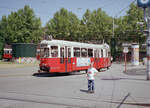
[0,0,136,17]
[0,6,19,11]
[98,0,120,9]
[0,0,137,26]
[114,0,136,17]
[0,5,51,16]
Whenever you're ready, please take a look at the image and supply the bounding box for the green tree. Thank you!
[0,16,8,41]
[115,3,146,45]
[81,8,113,43]
[46,8,80,40]
[0,5,43,43]
[0,16,7,59]
[80,9,91,41]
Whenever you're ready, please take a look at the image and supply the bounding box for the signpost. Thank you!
[137,0,150,8]
[137,0,150,80]
[123,47,129,73]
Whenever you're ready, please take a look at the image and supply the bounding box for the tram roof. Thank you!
[40,39,109,49]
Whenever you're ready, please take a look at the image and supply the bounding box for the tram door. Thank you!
[64,47,72,72]
[94,49,99,69]
[103,49,106,67]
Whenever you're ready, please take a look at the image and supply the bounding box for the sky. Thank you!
[0,0,135,26]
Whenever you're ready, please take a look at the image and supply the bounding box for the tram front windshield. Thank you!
[40,48,49,58]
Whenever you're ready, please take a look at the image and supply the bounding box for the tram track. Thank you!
[0,90,94,108]
[0,90,109,108]
[0,64,149,107]
[105,68,117,108]
[0,73,32,77]
[0,96,91,108]
[93,78,105,108]
[1,91,150,108]
[0,90,102,103]
[103,100,150,107]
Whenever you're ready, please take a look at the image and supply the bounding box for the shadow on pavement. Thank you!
[32,72,85,77]
[80,89,89,93]
[32,72,71,77]
[124,68,146,76]
[101,77,123,80]
[101,77,147,81]
[122,78,148,81]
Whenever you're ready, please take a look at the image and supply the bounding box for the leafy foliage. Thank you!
[46,8,113,43]
[115,3,146,45]
[0,3,147,46]
[0,5,44,44]
[46,8,80,41]
[81,8,112,43]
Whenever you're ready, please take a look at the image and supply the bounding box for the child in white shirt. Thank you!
[87,62,98,93]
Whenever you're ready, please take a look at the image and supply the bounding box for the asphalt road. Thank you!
[0,63,150,108]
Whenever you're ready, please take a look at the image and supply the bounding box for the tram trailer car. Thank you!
[3,47,40,60]
[39,39,111,73]
[3,48,12,60]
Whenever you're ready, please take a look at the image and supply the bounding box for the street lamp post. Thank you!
[146,7,150,80]
[111,16,118,61]
[137,0,150,80]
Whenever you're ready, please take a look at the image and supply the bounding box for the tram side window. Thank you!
[68,48,71,57]
[81,48,87,57]
[99,49,101,57]
[60,47,64,58]
[103,49,106,57]
[106,49,108,57]
[51,46,58,57]
[4,50,8,54]
[94,50,96,58]
[97,50,99,58]
[108,50,110,57]
[88,49,93,57]
[101,49,103,58]
[4,50,12,54]
[74,47,80,57]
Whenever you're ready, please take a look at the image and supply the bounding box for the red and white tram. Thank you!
[3,48,12,60]
[39,39,111,73]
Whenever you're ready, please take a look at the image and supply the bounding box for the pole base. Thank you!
[147,76,150,80]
